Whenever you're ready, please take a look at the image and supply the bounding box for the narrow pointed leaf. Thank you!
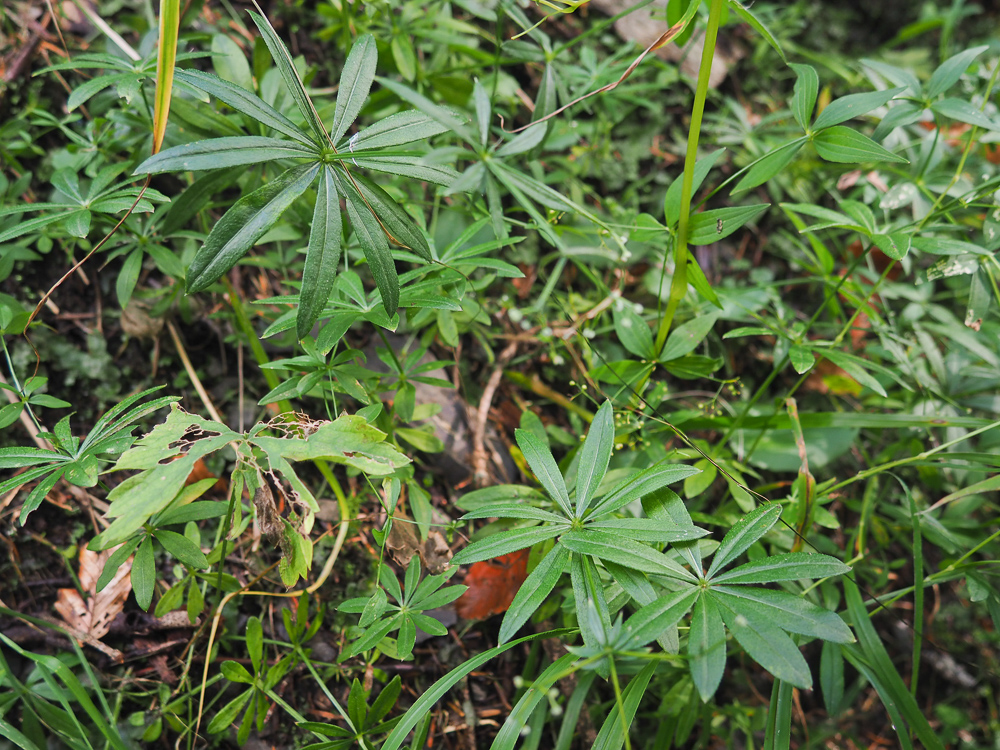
[188,163,320,292]
[346,110,448,150]
[377,76,477,145]
[498,542,569,643]
[789,63,818,130]
[716,594,812,688]
[689,593,726,701]
[248,9,328,142]
[451,525,566,565]
[575,400,614,517]
[706,502,781,579]
[561,530,697,581]
[297,166,342,339]
[715,586,854,643]
[588,462,701,518]
[515,427,571,516]
[174,69,314,145]
[331,34,378,143]
[812,87,905,130]
[348,172,430,259]
[341,177,398,314]
[591,661,658,750]
[813,127,908,164]
[710,552,850,585]
[135,136,316,174]
[624,588,699,648]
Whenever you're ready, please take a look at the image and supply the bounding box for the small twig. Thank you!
[471,342,518,487]
[165,320,225,425]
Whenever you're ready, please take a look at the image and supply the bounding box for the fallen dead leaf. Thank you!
[55,544,132,641]
[386,513,453,574]
[455,549,530,620]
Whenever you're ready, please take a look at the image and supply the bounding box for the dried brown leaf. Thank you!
[55,544,132,640]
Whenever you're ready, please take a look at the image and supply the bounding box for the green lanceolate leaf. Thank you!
[689,592,726,701]
[812,87,905,131]
[341,175,398,315]
[664,148,726,227]
[812,127,908,164]
[173,69,314,145]
[133,535,156,610]
[713,586,854,643]
[588,462,701,518]
[331,34,377,144]
[187,163,320,292]
[706,502,781,579]
[297,165,343,339]
[789,63,818,131]
[451,525,567,565]
[575,400,614,518]
[135,136,316,174]
[348,172,430,259]
[710,551,850,584]
[346,110,448,150]
[498,542,569,643]
[515,427,572,516]
[247,9,328,143]
[561,530,697,581]
[716,593,812,688]
[688,204,769,245]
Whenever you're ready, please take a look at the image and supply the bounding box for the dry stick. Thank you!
[502,21,685,134]
[471,341,518,487]
[165,320,225,425]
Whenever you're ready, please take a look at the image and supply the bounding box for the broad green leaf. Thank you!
[391,35,416,81]
[588,462,701,518]
[789,344,815,374]
[133,535,156,610]
[515,427,572,516]
[297,166,342,339]
[155,529,209,569]
[732,142,803,193]
[812,87,905,131]
[813,127,908,164]
[714,586,855,643]
[174,69,313,145]
[221,660,254,685]
[451,525,566,565]
[347,110,448,150]
[248,9,328,142]
[498,542,569,643]
[575,400,615,517]
[706,502,781,579]
[331,34,378,143]
[561,530,697,581]
[688,204,769,245]
[116,247,143,308]
[716,593,812,687]
[188,163,320,292]
[789,63,818,131]
[380,629,572,750]
[659,314,718,362]
[872,101,924,141]
[711,551,850,584]
[926,45,988,99]
[341,176,398,314]
[613,304,655,359]
[689,593,726,701]
[871,232,911,261]
[664,148,725,227]
[135,136,316,174]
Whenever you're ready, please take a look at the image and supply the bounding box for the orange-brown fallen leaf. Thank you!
[55,545,132,641]
[454,549,530,620]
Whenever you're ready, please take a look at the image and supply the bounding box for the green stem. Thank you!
[653,0,725,356]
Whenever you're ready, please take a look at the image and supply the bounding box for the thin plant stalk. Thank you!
[653,0,725,355]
